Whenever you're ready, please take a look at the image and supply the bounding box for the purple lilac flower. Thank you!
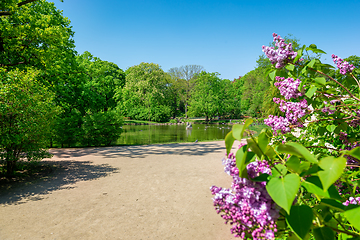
[274,76,303,100]
[263,73,308,134]
[211,154,279,239]
[262,33,298,69]
[264,115,291,135]
[343,197,360,206]
[277,99,308,125]
[332,54,355,75]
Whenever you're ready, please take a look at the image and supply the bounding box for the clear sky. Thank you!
[53,0,360,80]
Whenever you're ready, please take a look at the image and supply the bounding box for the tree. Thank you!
[188,71,222,121]
[77,52,125,146]
[168,65,204,118]
[0,69,59,176]
[53,52,125,147]
[77,51,125,112]
[239,68,270,117]
[0,0,75,71]
[0,0,77,174]
[122,62,174,122]
[220,79,242,119]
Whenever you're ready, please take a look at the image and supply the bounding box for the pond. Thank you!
[116,123,268,145]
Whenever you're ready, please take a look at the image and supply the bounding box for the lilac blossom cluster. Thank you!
[264,115,291,134]
[332,54,355,75]
[210,152,279,239]
[274,76,302,100]
[264,97,308,135]
[343,197,360,206]
[263,64,308,134]
[275,98,308,125]
[262,33,298,69]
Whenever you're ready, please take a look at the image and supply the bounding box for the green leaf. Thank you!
[339,233,360,240]
[266,173,300,214]
[307,59,316,68]
[299,162,311,174]
[286,205,313,240]
[301,177,341,200]
[232,119,253,140]
[294,45,305,63]
[314,77,326,85]
[320,199,345,212]
[258,130,271,153]
[236,145,248,178]
[326,125,336,132]
[247,138,262,158]
[286,64,295,71]
[302,164,322,176]
[265,145,277,159]
[277,142,318,164]
[312,48,327,54]
[302,176,329,198]
[269,70,277,81]
[305,86,317,98]
[313,227,335,240]
[344,206,360,231]
[318,156,347,191]
[225,131,235,155]
[346,147,360,161]
[286,155,301,174]
[271,164,287,178]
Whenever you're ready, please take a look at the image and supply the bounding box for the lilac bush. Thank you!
[212,33,360,239]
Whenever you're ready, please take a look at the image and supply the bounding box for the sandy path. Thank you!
[0,141,241,240]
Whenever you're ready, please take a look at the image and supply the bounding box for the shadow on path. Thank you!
[0,160,119,205]
[50,142,225,159]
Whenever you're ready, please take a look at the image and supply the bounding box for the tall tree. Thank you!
[53,52,125,147]
[0,0,75,71]
[168,65,204,118]
[122,62,174,122]
[188,71,222,121]
[0,0,76,174]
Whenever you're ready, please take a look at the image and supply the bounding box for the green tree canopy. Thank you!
[121,62,174,122]
[168,65,204,118]
[0,69,59,175]
[188,71,222,121]
[0,0,75,71]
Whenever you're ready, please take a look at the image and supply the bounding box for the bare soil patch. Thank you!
[0,141,240,240]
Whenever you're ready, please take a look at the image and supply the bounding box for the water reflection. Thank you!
[116,124,268,145]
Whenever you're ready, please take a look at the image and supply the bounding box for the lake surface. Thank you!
[116,123,267,145]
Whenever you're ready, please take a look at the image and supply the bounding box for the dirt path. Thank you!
[0,141,242,240]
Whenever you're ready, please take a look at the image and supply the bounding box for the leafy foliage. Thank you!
[212,34,360,239]
[121,62,174,122]
[0,69,59,175]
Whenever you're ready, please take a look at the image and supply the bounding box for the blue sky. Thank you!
[54,0,360,80]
